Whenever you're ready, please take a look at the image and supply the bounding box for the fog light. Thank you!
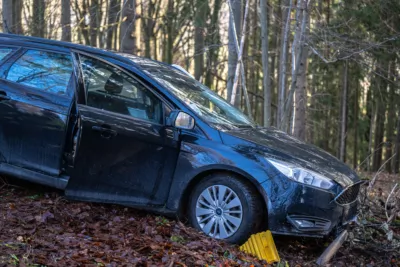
[288,215,331,232]
[294,219,315,228]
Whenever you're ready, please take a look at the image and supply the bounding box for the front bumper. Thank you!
[261,175,359,238]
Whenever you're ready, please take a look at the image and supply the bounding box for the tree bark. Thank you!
[205,0,222,88]
[230,0,249,106]
[62,0,72,42]
[277,0,292,127]
[227,0,242,102]
[338,59,348,162]
[292,45,308,140]
[194,0,208,80]
[120,0,137,54]
[227,0,251,116]
[249,0,259,120]
[385,60,396,173]
[260,0,271,126]
[394,110,400,173]
[2,0,13,33]
[372,61,388,171]
[13,0,23,34]
[89,0,99,46]
[32,0,46,37]
[107,0,121,50]
[165,0,174,63]
[4,0,23,34]
[353,80,359,169]
[373,101,385,171]
[292,2,310,140]
[271,0,281,126]
[142,0,160,59]
[367,100,375,172]
[280,0,310,132]
[80,0,91,45]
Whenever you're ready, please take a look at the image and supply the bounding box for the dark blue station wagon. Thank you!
[0,34,361,244]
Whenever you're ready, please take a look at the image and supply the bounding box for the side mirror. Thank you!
[166,111,195,130]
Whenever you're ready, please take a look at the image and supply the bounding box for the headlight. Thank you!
[266,158,334,190]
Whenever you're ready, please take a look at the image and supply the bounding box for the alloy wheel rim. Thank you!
[195,185,243,239]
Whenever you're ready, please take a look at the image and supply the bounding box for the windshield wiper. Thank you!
[233,124,254,129]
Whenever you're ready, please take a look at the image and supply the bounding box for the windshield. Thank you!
[122,55,256,130]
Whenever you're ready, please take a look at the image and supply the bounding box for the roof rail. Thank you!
[171,64,195,79]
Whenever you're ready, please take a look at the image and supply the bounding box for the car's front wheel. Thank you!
[188,173,264,244]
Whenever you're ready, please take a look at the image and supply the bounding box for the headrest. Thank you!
[104,72,124,94]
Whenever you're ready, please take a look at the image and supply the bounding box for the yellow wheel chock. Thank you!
[239,230,280,264]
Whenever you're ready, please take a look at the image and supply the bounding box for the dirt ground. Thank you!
[0,173,399,267]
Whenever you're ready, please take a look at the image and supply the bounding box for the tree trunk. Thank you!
[385,60,396,173]
[227,0,242,102]
[4,0,23,35]
[260,0,271,126]
[323,97,331,152]
[250,0,259,120]
[373,101,385,171]
[277,0,292,127]
[142,0,159,59]
[289,0,303,134]
[120,0,137,54]
[89,0,99,46]
[353,80,359,169]
[107,0,121,50]
[205,0,222,88]
[32,0,46,37]
[2,0,13,33]
[230,0,249,108]
[292,45,308,140]
[292,2,310,140]
[280,0,310,132]
[372,61,388,171]
[194,0,208,80]
[394,110,400,173]
[367,101,375,172]
[165,0,174,63]
[338,60,348,162]
[271,0,281,126]
[62,0,71,42]
[80,0,91,45]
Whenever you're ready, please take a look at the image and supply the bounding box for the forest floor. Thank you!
[0,173,399,267]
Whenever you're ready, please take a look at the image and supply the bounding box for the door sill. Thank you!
[0,163,69,190]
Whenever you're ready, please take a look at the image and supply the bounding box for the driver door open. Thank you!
[65,53,179,206]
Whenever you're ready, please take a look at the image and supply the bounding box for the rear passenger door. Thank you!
[0,47,75,176]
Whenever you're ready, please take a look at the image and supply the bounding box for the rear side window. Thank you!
[0,48,13,62]
[5,50,73,95]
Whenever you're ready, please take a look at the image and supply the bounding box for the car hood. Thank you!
[223,127,359,188]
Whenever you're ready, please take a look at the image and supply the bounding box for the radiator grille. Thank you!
[335,183,361,205]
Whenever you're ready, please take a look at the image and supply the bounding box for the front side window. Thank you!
[0,48,13,62]
[79,55,163,124]
[5,50,73,95]
[122,55,256,131]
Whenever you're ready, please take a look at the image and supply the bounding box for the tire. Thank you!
[188,173,264,244]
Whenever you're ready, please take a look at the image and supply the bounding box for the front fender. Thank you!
[166,136,271,211]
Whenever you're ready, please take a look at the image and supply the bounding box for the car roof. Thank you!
[0,33,164,68]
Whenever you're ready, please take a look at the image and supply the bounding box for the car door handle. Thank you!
[0,91,10,101]
[92,126,117,139]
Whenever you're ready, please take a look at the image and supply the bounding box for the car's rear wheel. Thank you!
[188,173,264,244]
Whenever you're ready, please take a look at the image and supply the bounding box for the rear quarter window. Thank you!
[0,48,14,62]
[5,49,73,96]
